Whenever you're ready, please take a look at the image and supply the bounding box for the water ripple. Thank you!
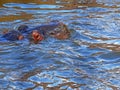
[3,3,63,9]
[0,1,120,89]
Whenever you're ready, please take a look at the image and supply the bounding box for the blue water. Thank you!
[0,1,120,90]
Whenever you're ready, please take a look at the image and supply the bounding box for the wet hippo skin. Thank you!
[1,21,70,43]
[2,30,24,41]
[19,21,70,40]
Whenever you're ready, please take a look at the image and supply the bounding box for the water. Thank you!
[0,0,120,90]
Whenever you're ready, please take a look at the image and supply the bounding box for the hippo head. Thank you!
[2,30,24,41]
[49,23,70,40]
[31,30,44,44]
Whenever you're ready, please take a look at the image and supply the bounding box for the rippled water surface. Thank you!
[0,0,120,90]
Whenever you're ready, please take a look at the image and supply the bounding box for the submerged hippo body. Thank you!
[22,22,62,35]
[20,21,70,39]
[1,21,70,43]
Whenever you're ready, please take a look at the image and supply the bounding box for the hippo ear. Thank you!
[18,25,28,33]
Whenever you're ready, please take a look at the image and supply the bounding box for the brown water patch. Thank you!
[0,13,32,22]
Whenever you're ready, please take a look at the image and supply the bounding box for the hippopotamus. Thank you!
[1,30,24,41]
[1,21,70,43]
[21,21,70,43]
[0,25,28,41]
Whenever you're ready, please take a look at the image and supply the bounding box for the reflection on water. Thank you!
[0,0,120,90]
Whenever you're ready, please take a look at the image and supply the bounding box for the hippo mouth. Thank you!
[31,30,44,44]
